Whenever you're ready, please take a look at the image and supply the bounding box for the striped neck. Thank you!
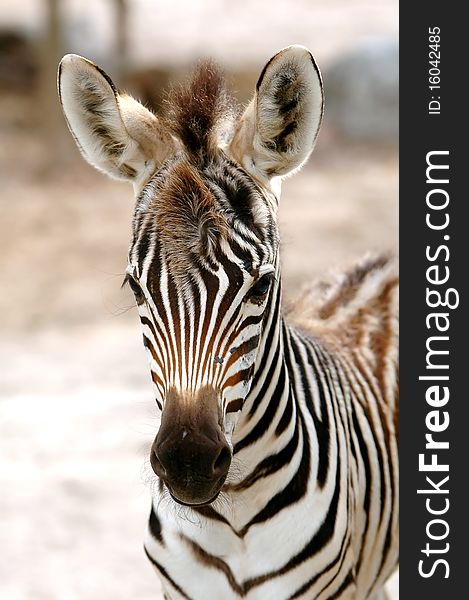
[233,282,288,441]
[223,285,303,521]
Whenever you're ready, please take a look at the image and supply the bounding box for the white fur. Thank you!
[58,54,175,190]
[229,45,324,186]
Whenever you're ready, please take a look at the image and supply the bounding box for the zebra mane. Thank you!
[288,253,399,347]
[163,61,237,162]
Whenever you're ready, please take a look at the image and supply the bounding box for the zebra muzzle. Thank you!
[150,386,232,506]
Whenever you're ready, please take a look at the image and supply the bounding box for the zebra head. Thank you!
[58,46,323,506]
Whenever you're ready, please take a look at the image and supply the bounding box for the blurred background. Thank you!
[0,1,398,598]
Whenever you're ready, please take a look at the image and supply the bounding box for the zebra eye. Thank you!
[247,273,273,303]
[125,274,144,302]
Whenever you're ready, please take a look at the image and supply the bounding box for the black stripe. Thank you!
[241,442,340,592]
[288,513,351,599]
[247,289,281,396]
[229,413,299,491]
[328,570,354,599]
[239,409,310,537]
[137,220,153,274]
[351,407,372,573]
[143,547,192,599]
[274,384,294,436]
[148,504,164,545]
[290,336,330,489]
[233,358,285,454]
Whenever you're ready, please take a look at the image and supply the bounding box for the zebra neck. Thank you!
[218,309,343,536]
[215,309,314,533]
[231,286,294,481]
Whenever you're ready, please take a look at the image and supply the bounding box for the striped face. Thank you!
[58,45,323,506]
[128,161,278,415]
[125,154,279,504]
[126,152,278,504]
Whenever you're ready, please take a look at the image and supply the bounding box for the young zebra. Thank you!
[58,46,398,600]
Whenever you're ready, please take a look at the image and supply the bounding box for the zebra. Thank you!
[58,45,398,599]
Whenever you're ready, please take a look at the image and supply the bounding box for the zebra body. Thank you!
[144,258,398,600]
[58,45,398,599]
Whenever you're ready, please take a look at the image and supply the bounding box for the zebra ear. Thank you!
[58,54,175,185]
[230,45,324,180]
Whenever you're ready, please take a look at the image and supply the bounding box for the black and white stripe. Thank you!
[131,158,398,600]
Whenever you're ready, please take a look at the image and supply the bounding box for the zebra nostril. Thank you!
[213,445,232,477]
[150,447,167,478]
